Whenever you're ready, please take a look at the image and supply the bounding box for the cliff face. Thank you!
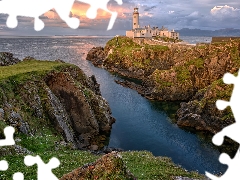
[0,57,115,151]
[0,54,206,180]
[175,77,239,154]
[87,36,240,135]
[87,37,240,101]
[176,78,234,134]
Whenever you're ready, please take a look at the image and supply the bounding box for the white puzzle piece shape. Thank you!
[0,0,79,31]
[0,126,15,146]
[0,0,123,31]
[78,0,122,30]
[206,70,240,179]
[24,155,60,180]
[13,172,24,180]
[206,149,240,179]
[0,160,8,171]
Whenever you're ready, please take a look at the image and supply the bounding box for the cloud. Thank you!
[144,6,157,12]
[210,5,240,17]
[1,0,240,35]
[187,11,200,19]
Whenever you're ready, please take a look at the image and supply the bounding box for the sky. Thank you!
[0,0,240,36]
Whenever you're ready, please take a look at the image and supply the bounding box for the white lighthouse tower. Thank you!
[133,7,139,29]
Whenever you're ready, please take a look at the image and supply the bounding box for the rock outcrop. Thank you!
[86,47,106,67]
[176,81,234,134]
[0,52,20,66]
[0,60,115,151]
[86,36,240,135]
[60,152,136,180]
[175,77,239,153]
[87,36,240,101]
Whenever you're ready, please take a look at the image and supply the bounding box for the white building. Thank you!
[126,8,180,39]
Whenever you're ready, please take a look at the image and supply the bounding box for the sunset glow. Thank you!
[0,0,239,36]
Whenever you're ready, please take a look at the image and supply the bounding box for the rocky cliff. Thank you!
[0,55,115,152]
[176,77,233,134]
[87,36,240,135]
[0,53,207,180]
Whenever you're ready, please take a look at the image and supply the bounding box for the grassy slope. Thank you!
[0,60,204,179]
[105,36,169,70]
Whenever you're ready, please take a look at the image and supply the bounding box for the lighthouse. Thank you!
[126,7,180,39]
[133,7,139,29]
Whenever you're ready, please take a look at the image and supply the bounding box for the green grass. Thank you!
[1,150,99,180]
[0,150,205,180]
[175,66,191,83]
[0,60,68,81]
[197,45,207,49]
[121,151,204,180]
[105,36,169,70]
[106,36,141,49]
[144,44,169,51]
[186,58,204,69]
[154,36,182,43]
[0,59,205,179]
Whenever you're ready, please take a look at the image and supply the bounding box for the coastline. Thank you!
[0,52,208,179]
[86,36,238,154]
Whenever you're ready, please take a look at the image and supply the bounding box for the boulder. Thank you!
[86,47,106,67]
[60,152,136,180]
[0,52,20,66]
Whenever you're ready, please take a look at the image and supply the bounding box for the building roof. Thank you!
[134,28,145,30]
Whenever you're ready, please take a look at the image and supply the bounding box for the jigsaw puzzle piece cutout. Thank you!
[53,0,80,29]
[0,0,80,30]
[24,155,60,180]
[0,160,8,171]
[78,0,122,30]
[213,71,240,147]
[13,172,24,180]
[216,100,230,111]
[220,71,240,121]
[0,0,55,31]
[206,148,240,179]
[0,126,15,146]
[107,11,117,30]
[212,123,240,146]
[86,7,98,19]
[222,73,237,85]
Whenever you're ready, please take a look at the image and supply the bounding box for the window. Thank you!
[134,23,136,25]
[134,16,136,18]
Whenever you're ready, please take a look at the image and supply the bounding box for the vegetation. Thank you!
[154,36,183,43]
[0,60,204,179]
[121,151,204,180]
[1,150,99,179]
[0,60,71,81]
[186,58,204,69]
[105,36,169,70]
[175,66,191,83]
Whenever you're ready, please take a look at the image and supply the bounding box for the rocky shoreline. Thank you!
[0,53,115,151]
[0,52,206,180]
[86,36,238,140]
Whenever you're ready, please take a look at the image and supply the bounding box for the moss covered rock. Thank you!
[0,59,115,151]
